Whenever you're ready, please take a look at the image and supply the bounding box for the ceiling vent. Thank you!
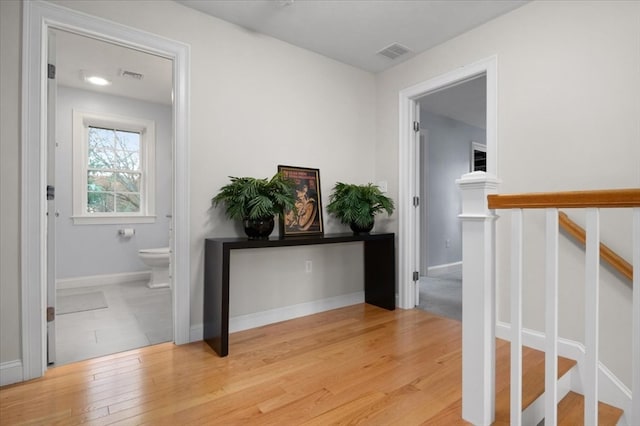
[119,69,144,80]
[377,43,412,60]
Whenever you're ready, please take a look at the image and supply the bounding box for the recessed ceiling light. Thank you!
[84,75,111,86]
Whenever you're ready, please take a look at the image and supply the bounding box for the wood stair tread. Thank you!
[494,339,577,424]
[557,391,623,426]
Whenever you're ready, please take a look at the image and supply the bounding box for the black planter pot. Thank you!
[350,219,374,234]
[243,217,275,240]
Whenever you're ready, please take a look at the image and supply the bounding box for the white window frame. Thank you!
[72,110,156,224]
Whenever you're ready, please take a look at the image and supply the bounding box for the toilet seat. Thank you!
[139,247,170,254]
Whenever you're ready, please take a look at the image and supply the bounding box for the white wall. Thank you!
[0,0,22,364]
[0,0,377,368]
[376,0,640,387]
[55,86,172,279]
[421,110,485,270]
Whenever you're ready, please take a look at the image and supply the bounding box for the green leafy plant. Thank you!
[212,173,296,220]
[326,182,395,227]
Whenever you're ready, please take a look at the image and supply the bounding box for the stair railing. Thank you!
[457,172,639,426]
[558,211,633,282]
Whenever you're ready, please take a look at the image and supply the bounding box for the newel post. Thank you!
[456,171,500,426]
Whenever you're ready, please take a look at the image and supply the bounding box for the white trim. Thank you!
[495,322,632,420]
[398,55,498,309]
[0,360,24,386]
[21,0,191,382]
[56,271,151,289]
[426,261,462,277]
[631,207,640,426]
[189,292,365,342]
[70,215,157,225]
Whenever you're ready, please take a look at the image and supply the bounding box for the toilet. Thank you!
[138,247,171,289]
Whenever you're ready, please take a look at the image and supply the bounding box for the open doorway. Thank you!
[397,56,496,311]
[48,29,174,365]
[22,0,191,380]
[415,76,487,321]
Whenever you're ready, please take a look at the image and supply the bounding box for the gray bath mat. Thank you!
[57,291,108,315]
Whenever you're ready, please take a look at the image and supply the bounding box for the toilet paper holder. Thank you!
[118,228,135,237]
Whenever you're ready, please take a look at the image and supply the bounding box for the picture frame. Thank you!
[278,165,324,237]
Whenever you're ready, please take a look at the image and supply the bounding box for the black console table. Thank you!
[204,233,395,357]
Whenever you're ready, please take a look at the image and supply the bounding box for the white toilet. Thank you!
[138,247,171,289]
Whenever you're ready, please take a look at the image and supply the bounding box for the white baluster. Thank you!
[545,209,559,426]
[511,208,523,426]
[585,208,600,425]
[632,207,640,426]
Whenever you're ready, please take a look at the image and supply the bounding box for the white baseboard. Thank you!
[189,291,365,342]
[427,261,462,277]
[56,271,151,289]
[496,321,632,422]
[0,360,23,386]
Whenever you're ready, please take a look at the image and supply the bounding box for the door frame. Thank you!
[21,0,191,380]
[397,56,497,309]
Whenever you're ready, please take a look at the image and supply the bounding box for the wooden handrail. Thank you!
[488,189,640,209]
[558,211,633,281]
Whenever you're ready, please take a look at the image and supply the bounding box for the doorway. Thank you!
[49,28,174,365]
[21,1,191,380]
[415,76,487,321]
[397,56,497,310]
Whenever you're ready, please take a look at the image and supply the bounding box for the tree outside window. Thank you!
[87,126,142,213]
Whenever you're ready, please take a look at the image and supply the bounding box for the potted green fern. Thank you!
[212,173,296,239]
[326,182,395,234]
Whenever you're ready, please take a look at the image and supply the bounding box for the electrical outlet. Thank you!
[445,239,450,248]
[377,180,388,193]
[305,260,312,273]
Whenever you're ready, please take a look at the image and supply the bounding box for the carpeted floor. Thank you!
[416,271,462,321]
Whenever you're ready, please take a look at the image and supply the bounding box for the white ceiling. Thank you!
[52,1,518,124]
[53,29,173,105]
[419,76,486,129]
[176,0,528,73]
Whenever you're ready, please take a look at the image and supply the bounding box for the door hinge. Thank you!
[48,64,56,79]
[413,271,419,281]
[47,306,55,322]
[47,185,55,200]
[413,196,419,207]
[413,121,420,132]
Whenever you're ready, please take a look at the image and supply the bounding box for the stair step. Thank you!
[557,391,623,426]
[493,339,577,424]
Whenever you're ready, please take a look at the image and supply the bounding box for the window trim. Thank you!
[72,110,156,224]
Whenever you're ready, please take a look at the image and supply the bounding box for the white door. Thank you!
[46,30,58,364]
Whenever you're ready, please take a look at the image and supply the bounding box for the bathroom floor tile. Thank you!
[54,280,172,366]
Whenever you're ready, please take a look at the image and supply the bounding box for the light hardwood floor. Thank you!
[0,304,622,425]
[1,304,472,425]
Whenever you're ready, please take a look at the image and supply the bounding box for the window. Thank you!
[470,141,487,172]
[73,110,156,224]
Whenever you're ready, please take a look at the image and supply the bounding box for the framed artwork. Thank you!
[278,165,324,237]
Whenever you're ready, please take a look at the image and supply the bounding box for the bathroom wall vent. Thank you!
[119,69,144,80]
[377,43,412,60]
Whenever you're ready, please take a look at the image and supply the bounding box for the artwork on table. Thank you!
[278,165,324,237]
